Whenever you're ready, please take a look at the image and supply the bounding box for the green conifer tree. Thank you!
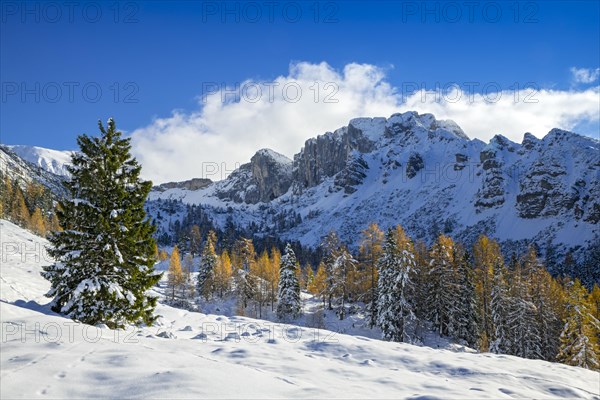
[198,231,218,299]
[42,119,161,328]
[276,243,302,321]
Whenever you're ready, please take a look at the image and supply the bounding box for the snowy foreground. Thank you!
[1,220,598,399]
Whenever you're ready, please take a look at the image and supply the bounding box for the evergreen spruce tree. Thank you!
[233,238,257,313]
[490,262,511,354]
[557,279,600,370]
[276,244,302,321]
[321,231,341,310]
[426,234,458,337]
[454,248,480,347]
[506,264,542,359]
[530,259,564,361]
[359,223,384,328]
[376,226,416,343]
[198,231,218,299]
[42,119,161,328]
[330,246,358,320]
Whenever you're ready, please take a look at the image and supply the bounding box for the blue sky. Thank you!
[1,0,599,161]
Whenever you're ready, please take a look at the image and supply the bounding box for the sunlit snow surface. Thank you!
[7,145,74,177]
[1,220,599,399]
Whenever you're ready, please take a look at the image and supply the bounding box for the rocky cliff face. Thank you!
[292,118,378,190]
[210,149,293,204]
[333,152,369,194]
[514,129,600,223]
[154,178,213,192]
[474,136,510,212]
[250,149,293,202]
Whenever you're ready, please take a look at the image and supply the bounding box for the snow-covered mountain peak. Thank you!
[542,127,599,148]
[6,144,74,177]
[521,132,540,150]
[348,117,387,141]
[253,148,293,165]
[384,111,468,145]
[486,134,518,152]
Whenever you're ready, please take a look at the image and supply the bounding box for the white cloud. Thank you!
[130,62,600,183]
[570,67,600,84]
[401,85,600,143]
[130,62,399,183]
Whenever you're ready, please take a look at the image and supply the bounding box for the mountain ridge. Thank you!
[147,111,599,280]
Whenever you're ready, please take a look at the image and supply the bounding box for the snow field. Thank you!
[1,220,599,399]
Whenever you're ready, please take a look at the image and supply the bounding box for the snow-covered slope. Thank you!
[148,111,600,270]
[1,219,599,399]
[0,145,67,196]
[7,145,74,177]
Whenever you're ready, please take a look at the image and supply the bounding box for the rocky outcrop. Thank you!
[212,149,292,204]
[474,139,507,212]
[454,153,468,171]
[250,149,293,202]
[515,129,600,220]
[293,119,377,190]
[406,152,424,179]
[520,132,539,151]
[293,129,347,189]
[516,158,574,218]
[155,178,212,192]
[333,153,369,194]
[214,163,254,203]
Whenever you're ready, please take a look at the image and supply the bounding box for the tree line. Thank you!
[0,173,61,236]
[165,222,599,370]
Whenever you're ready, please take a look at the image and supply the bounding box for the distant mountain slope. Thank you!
[0,145,67,196]
[148,111,600,275]
[7,145,74,177]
